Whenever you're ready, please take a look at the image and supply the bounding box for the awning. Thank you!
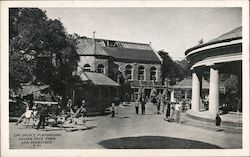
[18,84,50,96]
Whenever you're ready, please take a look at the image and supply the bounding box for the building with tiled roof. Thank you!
[76,37,164,101]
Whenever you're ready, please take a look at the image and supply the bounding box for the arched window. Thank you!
[138,66,145,80]
[83,64,91,71]
[97,64,105,73]
[125,65,132,80]
[150,67,157,81]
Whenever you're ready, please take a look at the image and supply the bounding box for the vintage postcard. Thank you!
[1,0,249,157]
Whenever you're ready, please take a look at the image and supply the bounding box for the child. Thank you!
[16,102,32,127]
[32,105,38,127]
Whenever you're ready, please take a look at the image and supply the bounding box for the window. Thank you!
[83,64,91,71]
[97,64,105,73]
[138,66,145,80]
[150,67,157,81]
[125,65,132,80]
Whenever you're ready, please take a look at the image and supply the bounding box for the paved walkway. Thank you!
[10,102,242,149]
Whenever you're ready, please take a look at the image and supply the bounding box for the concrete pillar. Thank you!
[209,67,219,116]
[191,72,201,112]
[170,90,175,102]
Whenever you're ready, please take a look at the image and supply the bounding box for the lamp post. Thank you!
[164,78,170,99]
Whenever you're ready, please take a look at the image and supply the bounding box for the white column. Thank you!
[209,67,219,116]
[170,90,175,102]
[192,72,200,112]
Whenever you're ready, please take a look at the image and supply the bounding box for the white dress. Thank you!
[25,110,33,118]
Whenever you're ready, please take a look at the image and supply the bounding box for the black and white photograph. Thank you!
[1,0,249,157]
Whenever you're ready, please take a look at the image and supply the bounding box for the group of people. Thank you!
[16,102,38,127]
[133,93,183,123]
[65,99,88,125]
[15,98,88,130]
[135,96,147,114]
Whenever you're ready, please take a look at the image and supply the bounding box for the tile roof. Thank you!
[102,47,160,62]
[18,84,50,96]
[77,38,161,63]
[208,27,242,43]
[80,43,110,56]
[173,78,209,89]
[79,72,120,86]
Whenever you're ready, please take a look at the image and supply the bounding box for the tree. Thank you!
[158,50,191,85]
[158,50,176,85]
[175,59,191,79]
[9,8,79,94]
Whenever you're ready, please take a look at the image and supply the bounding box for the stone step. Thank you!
[181,113,242,134]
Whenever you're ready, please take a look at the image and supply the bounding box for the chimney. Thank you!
[92,31,96,41]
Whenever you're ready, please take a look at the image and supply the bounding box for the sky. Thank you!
[43,7,241,60]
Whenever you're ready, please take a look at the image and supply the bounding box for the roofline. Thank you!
[78,52,162,64]
[185,36,242,56]
[186,38,242,59]
[84,72,120,87]
[79,36,151,46]
[149,43,163,64]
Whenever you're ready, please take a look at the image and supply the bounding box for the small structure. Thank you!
[185,27,242,117]
[171,78,209,101]
[171,78,225,110]
[68,72,120,113]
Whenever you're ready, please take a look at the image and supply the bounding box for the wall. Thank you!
[78,56,109,75]
[115,61,162,87]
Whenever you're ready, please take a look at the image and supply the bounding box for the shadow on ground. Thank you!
[98,136,222,149]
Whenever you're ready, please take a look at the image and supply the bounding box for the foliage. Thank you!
[9,8,79,93]
[220,74,238,93]
[158,50,191,85]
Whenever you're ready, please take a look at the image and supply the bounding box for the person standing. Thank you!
[111,103,115,118]
[141,96,146,114]
[175,101,182,123]
[135,97,140,114]
[31,105,38,127]
[24,105,33,127]
[165,98,171,120]
[166,103,175,122]
[161,96,167,114]
[36,106,49,130]
[215,114,222,131]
